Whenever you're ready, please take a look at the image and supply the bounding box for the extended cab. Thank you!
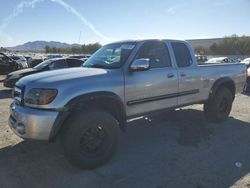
[9,40,247,169]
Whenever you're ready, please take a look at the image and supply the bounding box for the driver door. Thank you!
[125,41,178,116]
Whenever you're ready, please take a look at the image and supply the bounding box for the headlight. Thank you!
[24,88,58,105]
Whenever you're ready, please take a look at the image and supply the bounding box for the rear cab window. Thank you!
[171,42,193,67]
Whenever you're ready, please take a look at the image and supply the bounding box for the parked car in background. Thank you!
[206,57,233,64]
[69,55,85,59]
[69,54,91,62]
[195,55,208,64]
[29,59,43,67]
[4,58,84,88]
[232,57,242,63]
[69,54,90,59]
[241,58,250,66]
[24,56,33,67]
[81,57,90,62]
[9,55,29,68]
[43,54,63,61]
[246,74,250,92]
[0,53,23,74]
[242,58,250,92]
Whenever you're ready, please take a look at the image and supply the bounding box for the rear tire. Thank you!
[61,110,119,169]
[204,88,233,122]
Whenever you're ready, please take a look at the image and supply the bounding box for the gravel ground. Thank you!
[0,75,250,188]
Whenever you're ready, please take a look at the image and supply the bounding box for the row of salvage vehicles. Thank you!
[0,53,89,88]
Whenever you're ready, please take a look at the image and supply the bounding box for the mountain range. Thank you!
[6,41,78,51]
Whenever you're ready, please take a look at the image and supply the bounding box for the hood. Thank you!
[17,67,110,87]
[8,68,38,77]
[16,67,124,110]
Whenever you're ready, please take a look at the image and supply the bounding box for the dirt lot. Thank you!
[0,75,250,188]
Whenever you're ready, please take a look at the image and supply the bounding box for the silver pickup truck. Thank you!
[9,39,247,169]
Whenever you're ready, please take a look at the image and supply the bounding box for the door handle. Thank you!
[180,72,186,77]
[167,73,175,78]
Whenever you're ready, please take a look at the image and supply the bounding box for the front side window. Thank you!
[83,42,136,69]
[171,42,193,67]
[135,41,172,68]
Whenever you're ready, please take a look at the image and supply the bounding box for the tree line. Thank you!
[45,43,102,54]
[194,35,250,55]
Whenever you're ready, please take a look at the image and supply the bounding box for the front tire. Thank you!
[61,110,119,169]
[204,88,233,122]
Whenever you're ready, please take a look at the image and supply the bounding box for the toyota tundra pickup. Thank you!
[9,39,247,169]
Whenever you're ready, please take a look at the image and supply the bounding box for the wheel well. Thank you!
[49,92,127,140]
[79,97,127,130]
[210,78,236,99]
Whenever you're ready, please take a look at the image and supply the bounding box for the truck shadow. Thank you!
[0,109,250,188]
[242,91,250,96]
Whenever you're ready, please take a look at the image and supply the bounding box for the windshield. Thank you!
[34,59,52,70]
[10,56,19,60]
[82,42,136,69]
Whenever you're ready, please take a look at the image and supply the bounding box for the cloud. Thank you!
[0,0,111,46]
[167,7,176,14]
[166,3,186,15]
[50,0,111,41]
[0,0,43,32]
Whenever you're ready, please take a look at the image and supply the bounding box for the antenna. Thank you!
[78,30,82,44]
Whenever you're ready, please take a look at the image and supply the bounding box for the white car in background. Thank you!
[241,58,250,66]
[240,58,250,92]
[206,57,233,64]
[241,58,250,75]
[10,55,29,68]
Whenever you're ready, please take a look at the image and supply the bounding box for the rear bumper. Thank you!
[9,102,59,140]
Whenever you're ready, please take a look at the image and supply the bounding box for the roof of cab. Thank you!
[108,39,187,45]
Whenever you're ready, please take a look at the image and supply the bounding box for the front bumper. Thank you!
[9,102,59,140]
[3,79,15,88]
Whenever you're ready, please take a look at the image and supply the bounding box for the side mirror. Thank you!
[130,58,150,71]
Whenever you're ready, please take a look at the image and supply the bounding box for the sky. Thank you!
[0,0,249,47]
